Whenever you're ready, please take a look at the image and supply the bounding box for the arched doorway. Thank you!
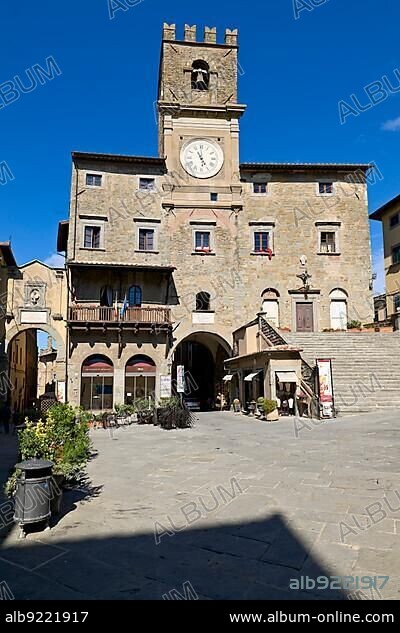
[6,328,61,417]
[172,332,231,410]
[330,288,348,330]
[81,355,114,411]
[261,288,280,327]
[125,355,156,406]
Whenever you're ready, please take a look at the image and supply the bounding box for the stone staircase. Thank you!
[283,331,400,414]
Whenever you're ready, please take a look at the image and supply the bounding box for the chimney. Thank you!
[225,28,238,46]
[163,23,176,40]
[184,24,197,42]
[204,26,217,44]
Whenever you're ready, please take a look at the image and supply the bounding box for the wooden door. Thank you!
[296,303,314,332]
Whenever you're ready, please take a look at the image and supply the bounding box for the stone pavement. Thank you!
[1,410,400,600]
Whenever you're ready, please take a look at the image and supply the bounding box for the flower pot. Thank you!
[266,409,279,422]
[50,475,64,516]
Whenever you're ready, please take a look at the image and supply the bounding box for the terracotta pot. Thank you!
[266,409,279,422]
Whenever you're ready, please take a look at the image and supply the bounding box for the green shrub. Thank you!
[257,397,265,404]
[4,404,92,497]
[263,399,278,415]
[347,320,362,330]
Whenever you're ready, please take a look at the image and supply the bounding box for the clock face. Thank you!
[180,139,224,179]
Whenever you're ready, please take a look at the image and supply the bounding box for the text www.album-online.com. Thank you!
[229,612,395,624]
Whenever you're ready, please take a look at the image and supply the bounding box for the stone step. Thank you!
[284,330,400,414]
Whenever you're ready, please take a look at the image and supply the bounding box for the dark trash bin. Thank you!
[14,459,54,538]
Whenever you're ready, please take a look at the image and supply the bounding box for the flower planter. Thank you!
[266,409,279,422]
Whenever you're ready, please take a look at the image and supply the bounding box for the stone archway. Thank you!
[6,324,66,413]
[6,323,66,364]
[172,331,232,410]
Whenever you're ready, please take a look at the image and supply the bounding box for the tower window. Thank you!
[319,182,333,195]
[196,291,211,312]
[86,174,102,187]
[254,232,270,253]
[195,231,211,252]
[320,231,336,253]
[210,193,218,202]
[390,213,399,228]
[253,183,268,194]
[191,60,210,91]
[139,178,155,191]
[138,228,155,251]
[84,226,101,249]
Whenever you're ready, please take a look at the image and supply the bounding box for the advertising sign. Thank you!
[160,375,172,399]
[316,358,334,418]
[177,365,185,393]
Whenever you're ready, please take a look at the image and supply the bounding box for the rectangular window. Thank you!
[210,192,218,202]
[139,178,155,191]
[320,231,336,253]
[86,174,102,187]
[392,244,400,264]
[254,231,270,252]
[195,231,211,251]
[253,183,268,194]
[394,294,400,312]
[84,226,101,249]
[319,182,333,195]
[138,228,155,251]
[390,213,399,228]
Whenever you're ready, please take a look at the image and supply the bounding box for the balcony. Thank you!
[68,305,172,326]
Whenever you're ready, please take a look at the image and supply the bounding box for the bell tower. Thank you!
[157,24,246,184]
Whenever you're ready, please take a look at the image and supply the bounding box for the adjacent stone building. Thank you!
[5,260,68,411]
[57,24,374,410]
[8,329,38,414]
[0,241,17,403]
[370,194,400,324]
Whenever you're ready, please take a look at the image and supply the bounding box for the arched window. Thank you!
[330,288,348,330]
[191,60,210,91]
[125,355,156,406]
[196,291,211,312]
[100,286,113,307]
[81,354,114,411]
[261,288,280,327]
[128,285,142,307]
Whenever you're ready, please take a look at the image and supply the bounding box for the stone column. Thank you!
[113,367,125,407]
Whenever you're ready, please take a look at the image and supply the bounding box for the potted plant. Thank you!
[256,397,265,415]
[263,399,279,422]
[4,404,92,517]
[233,398,241,413]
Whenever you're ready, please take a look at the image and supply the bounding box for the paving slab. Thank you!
[1,409,400,600]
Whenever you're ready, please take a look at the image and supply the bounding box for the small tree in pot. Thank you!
[263,399,279,422]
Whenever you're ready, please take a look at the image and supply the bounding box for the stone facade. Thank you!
[371,195,400,321]
[5,260,68,408]
[8,329,38,413]
[0,242,17,403]
[59,24,374,410]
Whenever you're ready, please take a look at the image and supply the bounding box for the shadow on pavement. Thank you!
[0,512,349,600]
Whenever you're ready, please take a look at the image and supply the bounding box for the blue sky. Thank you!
[1,0,400,293]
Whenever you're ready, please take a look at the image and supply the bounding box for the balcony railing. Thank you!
[69,305,171,324]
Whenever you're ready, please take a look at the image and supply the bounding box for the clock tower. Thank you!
[157,24,246,189]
